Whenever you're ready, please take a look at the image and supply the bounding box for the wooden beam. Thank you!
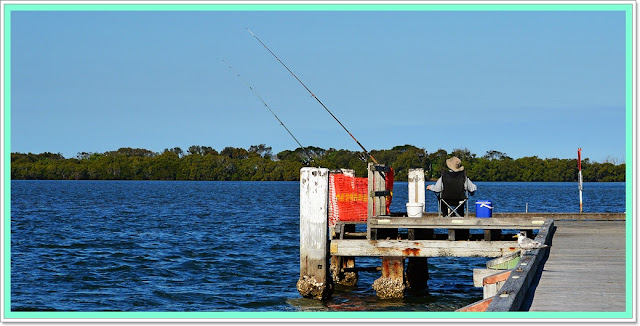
[473,269,499,287]
[486,219,555,311]
[412,212,625,221]
[457,297,494,312]
[331,239,519,258]
[484,270,512,286]
[369,217,550,230]
[490,212,625,220]
[472,269,513,299]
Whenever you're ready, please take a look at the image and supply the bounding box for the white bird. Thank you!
[513,231,548,250]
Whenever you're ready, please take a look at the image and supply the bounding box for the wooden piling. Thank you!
[297,167,334,300]
[330,224,358,286]
[405,168,429,292]
[367,163,395,240]
[372,256,405,299]
[367,163,405,298]
[484,229,502,241]
[406,254,429,292]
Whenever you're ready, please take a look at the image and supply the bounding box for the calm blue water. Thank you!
[426,181,626,214]
[10,180,625,312]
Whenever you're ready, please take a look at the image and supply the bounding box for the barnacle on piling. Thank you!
[296,276,333,300]
[372,277,405,299]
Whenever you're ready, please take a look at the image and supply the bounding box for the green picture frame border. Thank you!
[1,1,635,322]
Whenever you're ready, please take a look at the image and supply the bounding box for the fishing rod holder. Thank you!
[371,190,392,197]
[371,165,392,173]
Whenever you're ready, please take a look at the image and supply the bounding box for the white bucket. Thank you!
[406,202,424,217]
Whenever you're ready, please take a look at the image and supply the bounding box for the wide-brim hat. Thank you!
[446,156,464,172]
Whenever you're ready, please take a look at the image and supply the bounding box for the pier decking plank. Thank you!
[525,220,626,312]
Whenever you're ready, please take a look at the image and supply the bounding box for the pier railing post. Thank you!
[297,167,334,300]
[407,168,425,211]
[368,163,405,298]
[406,168,430,292]
[367,163,387,219]
[367,163,393,240]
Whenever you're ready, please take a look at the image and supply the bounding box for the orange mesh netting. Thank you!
[329,174,368,227]
[328,169,394,227]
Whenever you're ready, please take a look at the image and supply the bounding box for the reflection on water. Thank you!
[287,256,487,312]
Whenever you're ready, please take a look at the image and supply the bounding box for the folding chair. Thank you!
[437,170,469,217]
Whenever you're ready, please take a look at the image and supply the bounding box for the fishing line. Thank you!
[222,59,315,162]
[246,28,379,164]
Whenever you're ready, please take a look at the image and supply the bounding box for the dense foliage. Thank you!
[11,145,625,182]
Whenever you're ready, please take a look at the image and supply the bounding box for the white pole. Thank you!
[579,170,583,213]
[578,148,583,213]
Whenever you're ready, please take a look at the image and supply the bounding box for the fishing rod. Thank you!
[222,59,315,162]
[246,28,379,164]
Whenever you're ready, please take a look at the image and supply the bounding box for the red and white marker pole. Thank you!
[578,148,583,213]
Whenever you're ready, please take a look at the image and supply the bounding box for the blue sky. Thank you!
[9,6,628,162]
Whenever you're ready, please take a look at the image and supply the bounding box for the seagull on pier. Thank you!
[513,231,548,250]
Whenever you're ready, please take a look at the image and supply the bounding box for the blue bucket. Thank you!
[476,200,493,218]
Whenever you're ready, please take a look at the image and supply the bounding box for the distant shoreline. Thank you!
[10,145,625,183]
[10,179,626,183]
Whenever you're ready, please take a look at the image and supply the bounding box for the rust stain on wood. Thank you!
[381,257,404,279]
[381,258,390,276]
[402,248,421,256]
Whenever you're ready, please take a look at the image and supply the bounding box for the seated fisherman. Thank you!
[427,156,477,217]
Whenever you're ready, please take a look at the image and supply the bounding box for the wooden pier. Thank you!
[298,165,627,311]
[524,220,626,311]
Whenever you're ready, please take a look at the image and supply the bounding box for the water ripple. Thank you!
[11,180,625,312]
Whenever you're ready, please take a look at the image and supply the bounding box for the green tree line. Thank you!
[11,145,625,182]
